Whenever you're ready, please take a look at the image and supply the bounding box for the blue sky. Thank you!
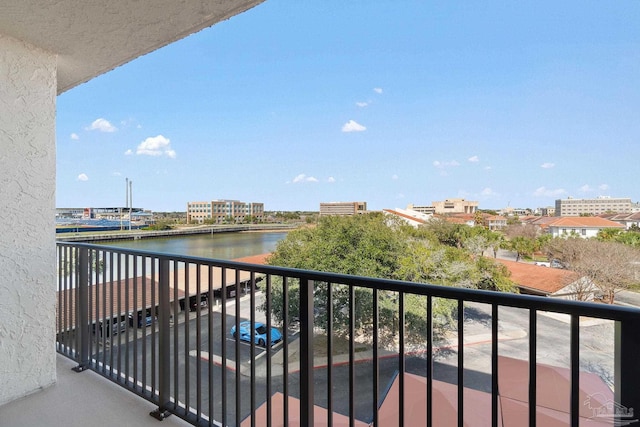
[56,1,640,212]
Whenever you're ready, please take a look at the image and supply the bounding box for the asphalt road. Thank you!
[95,290,620,426]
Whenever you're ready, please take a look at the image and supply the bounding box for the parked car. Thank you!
[230,321,282,347]
[129,311,154,328]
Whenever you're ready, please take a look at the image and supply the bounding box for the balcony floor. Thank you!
[0,354,192,427]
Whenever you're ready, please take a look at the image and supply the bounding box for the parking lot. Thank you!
[101,291,617,425]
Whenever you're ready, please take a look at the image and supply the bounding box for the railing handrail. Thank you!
[58,241,640,322]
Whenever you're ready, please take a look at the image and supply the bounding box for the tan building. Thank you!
[319,201,367,216]
[540,206,556,216]
[187,199,264,224]
[406,203,436,215]
[555,196,633,216]
[432,198,478,214]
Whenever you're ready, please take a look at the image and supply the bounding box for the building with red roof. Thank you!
[494,258,598,300]
[546,217,625,239]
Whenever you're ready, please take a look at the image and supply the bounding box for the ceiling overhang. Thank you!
[0,0,264,94]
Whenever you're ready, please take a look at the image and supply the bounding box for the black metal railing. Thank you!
[56,242,640,427]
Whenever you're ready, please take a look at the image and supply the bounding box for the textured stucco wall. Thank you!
[0,35,57,406]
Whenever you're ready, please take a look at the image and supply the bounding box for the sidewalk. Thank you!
[269,323,526,374]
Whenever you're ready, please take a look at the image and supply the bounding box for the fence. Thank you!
[56,242,640,427]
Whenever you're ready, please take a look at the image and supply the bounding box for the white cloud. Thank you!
[86,118,116,132]
[342,120,366,132]
[484,166,492,170]
[356,101,369,107]
[481,187,499,196]
[112,171,122,176]
[291,174,319,184]
[541,162,555,169]
[391,174,399,180]
[77,173,89,182]
[124,149,133,155]
[433,160,460,168]
[373,87,383,94]
[135,135,176,158]
[70,133,79,140]
[468,155,479,163]
[579,184,593,193]
[533,186,566,197]
[598,184,609,191]
[327,176,336,183]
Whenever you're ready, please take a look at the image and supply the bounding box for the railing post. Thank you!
[300,279,315,427]
[72,247,90,372]
[615,315,640,424]
[151,257,172,420]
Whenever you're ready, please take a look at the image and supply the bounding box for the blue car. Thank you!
[231,321,282,347]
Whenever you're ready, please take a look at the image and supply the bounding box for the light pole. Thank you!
[129,179,133,231]
[125,178,129,231]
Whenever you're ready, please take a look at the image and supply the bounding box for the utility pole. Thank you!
[125,177,129,231]
[129,179,133,231]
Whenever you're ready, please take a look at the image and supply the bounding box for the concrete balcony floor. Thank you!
[0,354,192,427]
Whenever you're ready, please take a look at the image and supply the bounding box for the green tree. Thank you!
[507,236,537,262]
[263,213,516,345]
[597,228,623,241]
[423,218,471,248]
[486,230,504,258]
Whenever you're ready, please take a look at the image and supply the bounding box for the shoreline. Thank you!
[56,223,297,243]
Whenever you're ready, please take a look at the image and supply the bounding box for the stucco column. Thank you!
[0,34,57,405]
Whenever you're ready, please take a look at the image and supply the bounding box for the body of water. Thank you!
[97,231,288,260]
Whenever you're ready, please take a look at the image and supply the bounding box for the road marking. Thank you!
[188,350,236,371]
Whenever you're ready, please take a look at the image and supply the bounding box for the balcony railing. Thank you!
[56,242,640,427]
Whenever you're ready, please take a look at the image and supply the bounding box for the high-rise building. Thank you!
[187,199,264,224]
[554,196,632,216]
[319,201,367,216]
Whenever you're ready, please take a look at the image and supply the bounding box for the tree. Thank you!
[463,234,490,259]
[505,236,537,262]
[502,223,542,261]
[485,231,504,258]
[504,223,540,240]
[423,218,470,248]
[263,213,516,346]
[598,228,640,248]
[597,228,623,241]
[264,213,408,339]
[544,237,640,304]
[473,211,487,228]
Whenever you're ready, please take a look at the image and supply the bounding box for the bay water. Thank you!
[97,231,288,260]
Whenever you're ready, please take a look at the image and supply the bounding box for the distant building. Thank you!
[545,216,625,238]
[485,215,507,230]
[56,207,145,221]
[383,208,431,227]
[500,207,529,217]
[319,201,367,216]
[406,203,436,215]
[432,198,478,214]
[495,259,597,300]
[186,199,264,224]
[599,212,640,230]
[540,206,556,217]
[555,196,632,216]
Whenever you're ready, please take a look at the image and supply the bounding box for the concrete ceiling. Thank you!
[0,0,264,94]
